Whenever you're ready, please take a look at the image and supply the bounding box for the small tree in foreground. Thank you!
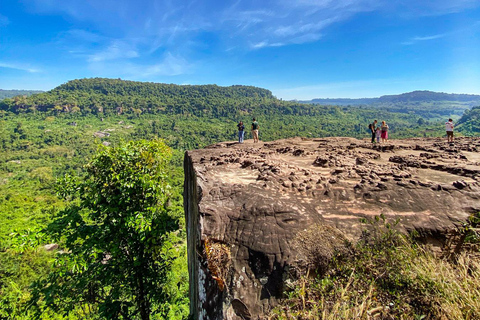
[30,139,181,319]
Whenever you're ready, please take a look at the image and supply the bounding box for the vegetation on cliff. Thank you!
[272,216,480,320]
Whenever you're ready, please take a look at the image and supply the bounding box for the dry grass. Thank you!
[204,238,231,291]
[271,218,480,320]
[292,224,350,275]
[413,252,480,320]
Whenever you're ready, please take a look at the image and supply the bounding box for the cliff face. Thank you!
[184,137,480,320]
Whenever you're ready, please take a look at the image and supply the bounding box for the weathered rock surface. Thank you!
[184,137,480,320]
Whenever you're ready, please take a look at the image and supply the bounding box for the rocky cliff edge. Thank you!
[184,137,480,320]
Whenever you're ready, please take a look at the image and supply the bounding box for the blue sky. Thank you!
[1,0,479,99]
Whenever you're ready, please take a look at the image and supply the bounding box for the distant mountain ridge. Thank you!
[301,90,480,105]
[0,89,43,99]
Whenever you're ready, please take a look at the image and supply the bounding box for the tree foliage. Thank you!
[29,140,184,320]
[457,106,480,134]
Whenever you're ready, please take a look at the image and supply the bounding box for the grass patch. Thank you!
[272,215,480,320]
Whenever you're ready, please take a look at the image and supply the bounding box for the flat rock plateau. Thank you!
[184,137,480,320]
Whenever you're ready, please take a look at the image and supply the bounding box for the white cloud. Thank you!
[221,0,380,48]
[290,32,323,44]
[251,41,286,49]
[88,52,191,78]
[395,0,480,17]
[87,40,139,62]
[28,0,372,51]
[65,29,104,43]
[0,62,41,73]
[412,34,446,41]
[133,53,190,77]
[401,33,447,45]
[24,0,480,56]
[274,20,332,37]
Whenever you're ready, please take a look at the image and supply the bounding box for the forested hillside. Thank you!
[457,106,480,134]
[1,78,281,117]
[4,78,472,120]
[0,78,478,319]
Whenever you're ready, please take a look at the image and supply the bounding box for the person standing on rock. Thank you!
[237,121,245,143]
[376,126,381,143]
[381,121,389,143]
[445,118,454,143]
[369,120,377,143]
[251,118,259,143]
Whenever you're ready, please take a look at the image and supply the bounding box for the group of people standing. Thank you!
[237,117,455,145]
[237,118,259,143]
[369,118,455,143]
[369,120,389,144]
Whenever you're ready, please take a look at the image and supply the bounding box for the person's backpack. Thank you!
[368,123,373,131]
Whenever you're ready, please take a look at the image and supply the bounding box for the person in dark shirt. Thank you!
[251,118,259,143]
[237,121,245,143]
[369,120,378,143]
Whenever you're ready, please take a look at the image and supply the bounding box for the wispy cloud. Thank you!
[87,40,139,62]
[65,29,104,43]
[395,0,480,17]
[88,52,191,78]
[412,34,446,41]
[25,0,479,55]
[222,0,381,49]
[222,9,275,31]
[129,53,191,77]
[23,0,480,56]
[26,0,380,51]
[0,62,41,73]
[251,41,286,49]
[402,33,447,45]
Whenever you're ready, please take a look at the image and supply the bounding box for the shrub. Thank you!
[272,215,480,320]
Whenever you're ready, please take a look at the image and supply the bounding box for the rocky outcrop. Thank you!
[184,137,480,320]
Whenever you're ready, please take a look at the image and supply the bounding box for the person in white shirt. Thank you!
[445,118,454,142]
